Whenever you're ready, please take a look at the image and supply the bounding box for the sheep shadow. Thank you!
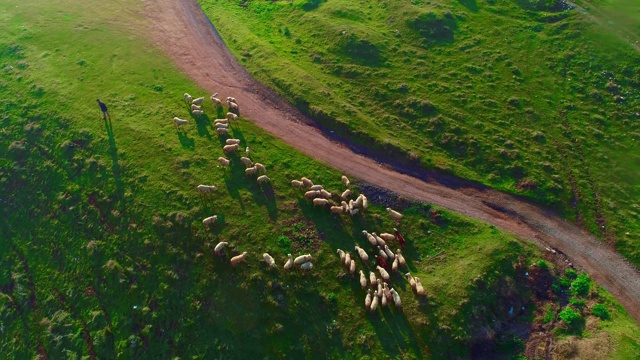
[253,182,278,222]
[368,308,424,359]
[192,113,212,139]
[223,158,246,212]
[177,130,195,150]
[103,117,126,213]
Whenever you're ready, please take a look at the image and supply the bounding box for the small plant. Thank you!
[542,304,555,323]
[565,269,577,279]
[569,297,585,308]
[592,304,610,320]
[571,274,591,297]
[558,306,582,327]
[536,260,549,270]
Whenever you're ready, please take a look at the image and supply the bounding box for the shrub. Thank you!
[558,306,581,326]
[408,12,457,43]
[591,304,610,320]
[565,269,577,279]
[536,260,549,270]
[571,274,590,297]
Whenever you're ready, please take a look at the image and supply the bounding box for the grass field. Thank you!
[199,0,640,267]
[1,0,639,358]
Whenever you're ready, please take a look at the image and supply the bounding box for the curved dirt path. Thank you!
[143,0,640,322]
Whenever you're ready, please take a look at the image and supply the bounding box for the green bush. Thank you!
[565,268,577,279]
[592,304,610,320]
[571,274,591,297]
[559,306,582,326]
[536,260,549,270]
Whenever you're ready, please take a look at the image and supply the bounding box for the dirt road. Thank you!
[143,0,640,322]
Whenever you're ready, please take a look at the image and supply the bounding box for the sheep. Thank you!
[377,279,383,297]
[365,289,373,310]
[341,175,350,188]
[202,215,218,226]
[355,246,369,262]
[210,95,222,107]
[330,206,344,214]
[226,112,238,122]
[240,157,253,167]
[184,93,193,103]
[226,96,237,104]
[192,96,205,105]
[257,175,270,184]
[377,266,390,282]
[405,273,417,291]
[192,109,204,117]
[336,249,346,263]
[380,233,396,242]
[254,163,266,174]
[392,257,398,272]
[227,100,239,114]
[363,231,378,247]
[223,144,239,153]
[319,189,332,199]
[225,138,240,145]
[348,199,355,211]
[394,228,406,247]
[284,254,294,270]
[230,252,248,266]
[218,157,230,167]
[396,249,406,267]
[341,189,352,200]
[310,185,324,191]
[294,254,312,266]
[354,195,364,208]
[245,147,250,157]
[301,177,313,188]
[216,128,228,135]
[349,260,356,275]
[245,167,257,176]
[415,277,426,297]
[341,201,348,212]
[262,253,276,268]
[344,252,351,268]
[304,190,321,200]
[312,198,329,207]
[197,184,217,193]
[214,241,228,256]
[387,207,403,222]
[370,291,379,312]
[214,119,229,125]
[362,195,368,211]
[383,282,392,301]
[381,290,388,307]
[191,104,202,111]
[300,261,313,271]
[359,270,367,289]
[291,180,303,188]
[349,208,359,216]
[384,245,395,261]
[376,255,389,269]
[377,248,388,261]
[173,117,189,127]
[390,288,402,309]
[372,233,386,247]
[215,123,229,129]
[369,271,377,287]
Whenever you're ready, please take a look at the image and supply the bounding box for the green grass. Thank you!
[199,0,640,266]
[0,0,639,358]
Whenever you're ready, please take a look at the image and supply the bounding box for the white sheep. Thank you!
[173,117,189,127]
[218,157,230,167]
[341,201,348,212]
[386,207,403,222]
[330,206,344,214]
[226,96,237,103]
[301,177,314,188]
[191,104,202,111]
[380,233,396,242]
[257,175,270,184]
[363,231,378,247]
[192,96,205,105]
[291,179,303,188]
[313,198,329,207]
[192,109,204,117]
[214,241,228,256]
[216,128,228,135]
[365,289,372,310]
[349,260,356,275]
[349,208,359,216]
[240,157,253,167]
[336,249,346,263]
[341,189,352,200]
[405,273,417,291]
[381,290,388,307]
[344,252,351,268]
[383,282,392,301]
[341,175,350,188]
[392,257,398,272]
[377,248,389,261]
[226,112,238,121]
[319,189,332,199]
[362,195,368,211]
[355,246,369,262]
[304,190,321,200]
[369,271,377,287]
[372,233,386,247]
[384,245,395,260]
[294,254,312,266]
[227,101,239,114]
[377,279,383,297]
[377,266,390,281]
[254,163,266,174]
[210,95,222,107]
[370,291,379,312]
[390,288,402,309]
[230,252,248,267]
[284,254,294,270]
[214,119,229,125]
[310,185,324,191]
[197,184,217,193]
[225,138,240,145]
[354,195,364,208]
[245,147,250,157]
[415,277,426,296]
[245,167,257,176]
[223,144,239,153]
[359,270,367,289]
[300,261,313,271]
[184,93,193,103]
[202,215,218,226]
[215,123,229,129]
[262,253,276,268]
[396,249,406,267]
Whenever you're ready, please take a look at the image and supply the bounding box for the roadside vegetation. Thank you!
[199,0,640,266]
[0,0,638,358]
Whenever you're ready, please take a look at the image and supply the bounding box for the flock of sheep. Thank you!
[173,91,424,314]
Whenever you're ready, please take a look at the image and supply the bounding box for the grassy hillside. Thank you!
[199,0,640,266]
[0,0,639,358]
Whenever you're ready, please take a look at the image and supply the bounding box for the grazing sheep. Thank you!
[319,189,332,199]
[245,147,250,157]
[216,128,228,135]
[370,291,379,312]
[355,246,369,262]
[173,117,189,127]
[202,215,218,226]
[263,253,276,268]
[415,277,426,296]
[301,177,314,188]
[226,112,238,122]
[348,199,355,211]
[390,288,402,309]
[210,95,222,107]
[362,195,368,211]
[230,252,248,267]
[365,289,373,310]
[240,157,253,167]
[291,179,303,188]
[330,206,344,214]
[245,167,257,176]
[254,163,266,174]
[226,138,240,145]
[192,109,204,117]
[377,279,383,297]
[214,241,228,256]
[384,245,395,260]
[377,248,388,262]
[405,273,417,291]
[214,119,229,125]
[341,201,349,213]
[227,100,239,114]
[184,93,193,103]
[363,231,378,247]
[387,208,403,222]
[341,175,350,188]
[312,198,329,207]
[344,252,351,268]
[304,190,321,200]
[377,266,390,281]
[191,104,202,111]
[383,282,392,301]
[394,228,406,247]
[257,175,270,184]
[392,257,398,272]
[380,233,396,242]
[223,144,239,153]
[359,270,367,289]
[369,271,377,287]
[349,260,356,275]
[336,249,346,263]
[396,249,406,267]
[294,254,312,266]
[309,185,323,191]
[192,96,205,105]
[354,195,364,208]
[341,189,352,200]
[381,291,388,307]
[349,208,359,216]
[372,233,386,247]
[284,254,294,270]
[226,96,237,104]
[218,157,230,167]
[376,255,389,269]
[300,261,313,271]
[197,184,217,193]
[215,123,229,129]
